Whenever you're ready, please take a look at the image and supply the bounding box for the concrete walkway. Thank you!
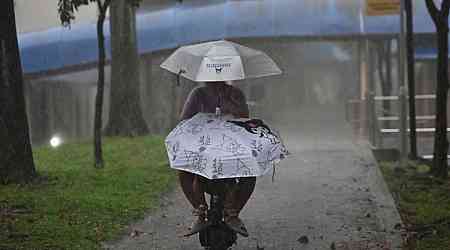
[105,107,403,250]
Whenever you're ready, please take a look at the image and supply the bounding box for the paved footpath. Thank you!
[104,110,404,250]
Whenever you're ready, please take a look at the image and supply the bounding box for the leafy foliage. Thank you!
[58,0,142,27]
[58,0,94,26]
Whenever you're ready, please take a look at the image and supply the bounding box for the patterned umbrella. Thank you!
[165,113,288,179]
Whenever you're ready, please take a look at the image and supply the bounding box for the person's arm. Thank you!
[180,88,201,120]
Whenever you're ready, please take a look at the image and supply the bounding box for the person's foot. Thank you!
[184,217,210,237]
[224,209,249,237]
[184,205,209,237]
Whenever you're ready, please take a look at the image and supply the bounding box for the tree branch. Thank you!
[426,0,440,26]
[97,0,102,12]
[98,0,112,13]
[442,0,450,18]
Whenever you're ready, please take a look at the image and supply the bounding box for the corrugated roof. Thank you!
[18,0,436,74]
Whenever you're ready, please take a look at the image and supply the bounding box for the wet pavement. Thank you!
[104,107,403,250]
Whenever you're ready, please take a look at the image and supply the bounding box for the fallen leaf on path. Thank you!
[297,235,309,244]
[130,229,148,238]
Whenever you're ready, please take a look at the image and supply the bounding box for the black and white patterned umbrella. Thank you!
[165,113,288,179]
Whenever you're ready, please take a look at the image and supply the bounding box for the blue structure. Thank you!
[18,0,436,74]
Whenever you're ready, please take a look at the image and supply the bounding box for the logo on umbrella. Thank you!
[207,63,231,74]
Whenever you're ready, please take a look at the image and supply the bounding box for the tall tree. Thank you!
[104,0,148,136]
[59,0,141,168]
[406,0,417,159]
[425,0,450,179]
[59,0,111,168]
[0,0,37,183]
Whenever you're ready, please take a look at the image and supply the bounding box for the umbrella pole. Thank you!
[216,88,223,116]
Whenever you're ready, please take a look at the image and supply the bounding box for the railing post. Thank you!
[367,40,379,147]
[369,91,380,147]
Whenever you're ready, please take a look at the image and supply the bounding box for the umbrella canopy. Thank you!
[160,40,282,82]
[165,113,288,179]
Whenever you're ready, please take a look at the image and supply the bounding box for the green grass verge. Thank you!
[0,136,176,250]
[379,162,450,250]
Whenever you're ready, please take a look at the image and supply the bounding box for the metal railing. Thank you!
[372,94,450,159]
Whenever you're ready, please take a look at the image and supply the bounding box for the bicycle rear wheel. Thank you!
[199,223,237,250]
[199,188,237,250]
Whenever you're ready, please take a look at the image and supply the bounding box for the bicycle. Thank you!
[198,178,239,250]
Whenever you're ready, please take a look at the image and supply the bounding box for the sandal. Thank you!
[224,208,249,237]
[184,204,210,237]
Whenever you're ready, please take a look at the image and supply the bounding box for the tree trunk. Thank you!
[0,0,36,183]
[94,2,109,168]
[406,0,417,159]
[432,24,449,178]
[104,0,149,136]
[426,0,450,179]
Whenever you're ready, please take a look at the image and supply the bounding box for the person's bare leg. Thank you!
[192,174,207,206]
[236,177,256,211]
[178,171,208,236]
[224,177,256,237]
[178,171,197,207]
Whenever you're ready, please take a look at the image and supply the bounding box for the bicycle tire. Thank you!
[200,224,236,250]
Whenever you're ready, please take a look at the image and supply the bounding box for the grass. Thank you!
[0,136,176,250]
[379,161,450,250]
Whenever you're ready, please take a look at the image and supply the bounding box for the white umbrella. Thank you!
[160,40,282,82]
[165,113,288,179]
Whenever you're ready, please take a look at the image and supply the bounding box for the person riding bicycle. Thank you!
[179,81,256,237]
